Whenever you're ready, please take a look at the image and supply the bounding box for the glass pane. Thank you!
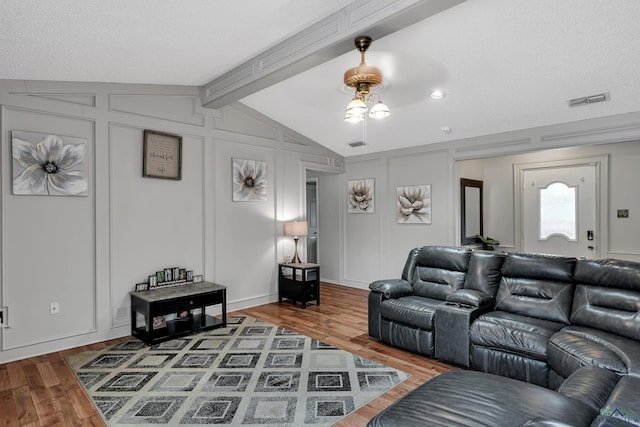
[539,182,577,240]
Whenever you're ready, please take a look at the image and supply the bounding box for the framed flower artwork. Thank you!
[232,158,267,201]
[11,130,88,196]
[397,184,432,224]
[348,178,375,213]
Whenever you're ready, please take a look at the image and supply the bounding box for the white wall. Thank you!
[0,80,344,363]
[3,77,640,362]
[341,113,640,288]
[341,149,454,288]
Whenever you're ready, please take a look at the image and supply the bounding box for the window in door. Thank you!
[538,182,577,241]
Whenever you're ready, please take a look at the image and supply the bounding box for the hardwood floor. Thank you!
[0,283,456,426]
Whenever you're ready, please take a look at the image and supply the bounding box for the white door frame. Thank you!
[513,155,608,257]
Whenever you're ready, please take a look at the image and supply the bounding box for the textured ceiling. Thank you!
[241,0,640,156]
[0,0,354,85]
[3,0,640,157]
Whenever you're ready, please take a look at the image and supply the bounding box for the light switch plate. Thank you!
[617,209,629,218]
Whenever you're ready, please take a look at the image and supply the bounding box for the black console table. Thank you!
[278,262,320,308]
[130,281,226,344]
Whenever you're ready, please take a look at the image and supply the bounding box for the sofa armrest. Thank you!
[557,366,619,412]
[446,289,494,309]
[369,279,413,299]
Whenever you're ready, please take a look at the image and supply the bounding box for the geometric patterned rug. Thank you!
[65,315,410,426]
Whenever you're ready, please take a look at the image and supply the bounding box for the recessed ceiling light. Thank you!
[430,90,445,100]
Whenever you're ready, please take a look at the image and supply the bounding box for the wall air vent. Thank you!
[348,141,366,147]
[568,92,610,108]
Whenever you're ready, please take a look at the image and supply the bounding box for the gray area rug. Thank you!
[66,315,409,426]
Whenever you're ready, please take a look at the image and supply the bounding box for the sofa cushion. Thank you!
[574,258,640,291]
[570,285,640,342]
[380,296,440,330]
[496,277,575,324]
[495,253,576,324]
[570,258,640,342]
[366,370,597,427]
[412,267,467,300]
[502,253,576,282]
[548,326,640,378]
[463,250,505,296]
[403,246,471,300]
[548,329,628,378]
[470,346,550,386]
[470,311,565,361]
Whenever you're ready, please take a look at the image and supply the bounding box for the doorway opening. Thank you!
[306,178,319,263]
[304,169,341,282]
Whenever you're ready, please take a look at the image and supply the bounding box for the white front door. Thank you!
[522,164,597,258]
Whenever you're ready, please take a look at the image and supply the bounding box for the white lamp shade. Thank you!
[344,111,364,123]
[284,221,308,237]
[346,98,368,115]
[369,101,390,119]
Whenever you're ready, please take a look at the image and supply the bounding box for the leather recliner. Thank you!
[368,246,472,357]
[547,258,640,388]
[469,252,577,387]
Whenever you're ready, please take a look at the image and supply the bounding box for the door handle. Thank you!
[587,230,594,241]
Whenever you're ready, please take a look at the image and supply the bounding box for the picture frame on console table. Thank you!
[143,129,182,180]
[135,282,148,292]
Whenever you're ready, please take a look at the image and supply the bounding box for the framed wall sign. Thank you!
[143,129,182,180]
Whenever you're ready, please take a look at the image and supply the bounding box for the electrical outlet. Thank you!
[50,302,60,315]
[617,209,629,218]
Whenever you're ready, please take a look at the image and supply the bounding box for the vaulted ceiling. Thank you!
[3,0,640,157]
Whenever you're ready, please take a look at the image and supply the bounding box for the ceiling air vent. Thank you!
[568,92,610,108]
[348,141,366,147]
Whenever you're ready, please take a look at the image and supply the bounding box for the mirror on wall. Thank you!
[461,178,483,245]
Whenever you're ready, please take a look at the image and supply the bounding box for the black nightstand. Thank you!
[278,263,320,308]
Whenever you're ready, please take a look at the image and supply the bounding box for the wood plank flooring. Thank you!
[0,283,456,426]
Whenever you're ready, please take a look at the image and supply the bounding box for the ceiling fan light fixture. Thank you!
[369,100,390,119]
[344,112,364,123]
[342,36,390,122]
[346,96,368,115]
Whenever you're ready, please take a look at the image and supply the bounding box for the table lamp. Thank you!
[284,221,308,264]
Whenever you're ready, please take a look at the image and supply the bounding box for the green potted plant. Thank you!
[476,234,500,251]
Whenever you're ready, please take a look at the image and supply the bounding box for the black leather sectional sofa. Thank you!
[367,246,640,426]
